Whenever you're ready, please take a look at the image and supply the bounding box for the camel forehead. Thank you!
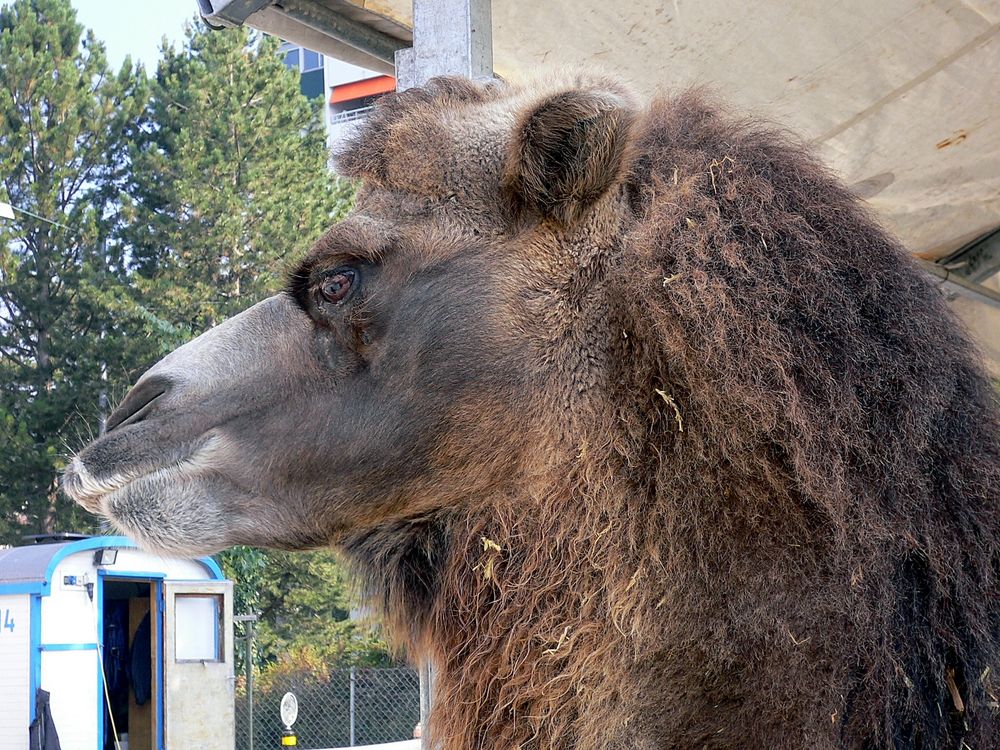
[386,105,513,196]
[302,209,485,274]
[318,72,641,275]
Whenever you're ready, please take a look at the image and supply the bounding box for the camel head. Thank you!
[63,74,1000,749]
[63,75,637,557]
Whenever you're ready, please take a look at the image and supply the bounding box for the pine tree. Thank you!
[126,21,352,332]
[0,0,148,543]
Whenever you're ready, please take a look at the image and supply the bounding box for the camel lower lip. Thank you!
[64,435,223,513]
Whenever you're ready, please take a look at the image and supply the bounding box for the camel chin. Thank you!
[105,481,234,558]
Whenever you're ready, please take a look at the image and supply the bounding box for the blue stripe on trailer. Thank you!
[29,594,41,723]
[99,570,166,580]
[97,572,105,750]
[156,580,166,750]
[0,581,45,595]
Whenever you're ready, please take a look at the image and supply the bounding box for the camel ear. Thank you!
[503,88,636,225]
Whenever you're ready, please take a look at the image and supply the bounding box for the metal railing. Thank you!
[329,106,374,125]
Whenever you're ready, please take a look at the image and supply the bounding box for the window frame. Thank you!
[173,592,224,664]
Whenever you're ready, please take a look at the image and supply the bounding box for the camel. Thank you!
[65,74,999,748]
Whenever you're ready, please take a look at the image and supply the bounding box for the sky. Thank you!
[70,0,196,71]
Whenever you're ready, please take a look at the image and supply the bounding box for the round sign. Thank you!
[280,692,298,728]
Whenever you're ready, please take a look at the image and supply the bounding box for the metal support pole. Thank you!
[939,226,1000,284]
[349,667,357,746]
[918,259,1000,312]
[395,0,493,90]
[247,620,255,750]
[418,661,433,750]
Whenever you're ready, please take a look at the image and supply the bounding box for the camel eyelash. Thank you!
[285,262,314,313]
[286,254,370,313]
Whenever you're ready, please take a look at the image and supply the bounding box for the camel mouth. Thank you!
[63,433,225,516]
[62,456,135,513]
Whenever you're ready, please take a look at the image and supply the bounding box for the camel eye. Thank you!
[318,270,355,305]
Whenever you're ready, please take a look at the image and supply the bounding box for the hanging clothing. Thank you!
[103,600,131,745]
[103,602,128,695]
[29,689,62,750]
[130,611,152,706]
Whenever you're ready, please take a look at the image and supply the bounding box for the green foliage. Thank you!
[124,22,354,332]
[0,0,150,543]
[255,548,392,667]
[221,546,393,671]
[220,545,269,621]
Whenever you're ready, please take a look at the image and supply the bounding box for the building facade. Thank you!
[278,41,395,154]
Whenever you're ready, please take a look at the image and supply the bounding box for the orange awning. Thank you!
[330,75,396,104]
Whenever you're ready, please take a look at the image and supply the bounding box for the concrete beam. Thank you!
[197,0,273,28]
[395,0,494,90]
[197,0,404,74]
[279,0,407,66]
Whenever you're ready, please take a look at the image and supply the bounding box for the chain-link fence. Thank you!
[236,665,420,749]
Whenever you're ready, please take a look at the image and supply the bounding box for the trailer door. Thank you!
[162,581,234,749]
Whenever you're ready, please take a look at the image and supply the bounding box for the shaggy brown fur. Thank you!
[336,77,1000,749]
[66,73,1000,749]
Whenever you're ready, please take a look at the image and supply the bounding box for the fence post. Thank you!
[349,666,357,746]
[235,614,259,750]
[247,620,255,750]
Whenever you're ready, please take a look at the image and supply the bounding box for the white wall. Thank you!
[324,57,379,88]
[42,650,99,749]
[0,594,30,750]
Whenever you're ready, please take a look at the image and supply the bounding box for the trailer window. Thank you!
[174,594,222,662]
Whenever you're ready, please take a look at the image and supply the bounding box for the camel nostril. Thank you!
[105,375,172,433]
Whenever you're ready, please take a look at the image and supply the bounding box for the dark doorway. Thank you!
[101,578,158,750]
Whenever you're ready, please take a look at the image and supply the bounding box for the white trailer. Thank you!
[0,535,234,750]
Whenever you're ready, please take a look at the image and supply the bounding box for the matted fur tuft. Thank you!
[335,75,498,186]
[616,90,1000,748]
[338,80,999,749]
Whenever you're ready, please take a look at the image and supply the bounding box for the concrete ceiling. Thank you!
[200,0,1000,373]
